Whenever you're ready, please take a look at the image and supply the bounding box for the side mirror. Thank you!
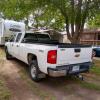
[8,38,14,42]
[22,38,27,43]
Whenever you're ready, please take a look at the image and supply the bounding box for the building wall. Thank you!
[80,32,100,45]
[81,33,95,40]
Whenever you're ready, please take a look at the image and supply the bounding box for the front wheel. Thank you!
[5,48,13,60]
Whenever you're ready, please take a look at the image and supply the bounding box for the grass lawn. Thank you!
[78,59,100,91]
[0,78,11,100]
[0,48,11,100]
[0,48,5,58]
[91,60,100,75]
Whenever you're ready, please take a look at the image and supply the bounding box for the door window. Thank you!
[15,33,22,42]
[9,34,16,42]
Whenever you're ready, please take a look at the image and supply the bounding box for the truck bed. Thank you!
[23,39,91,48]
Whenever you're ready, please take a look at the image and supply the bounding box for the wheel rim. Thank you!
[93,51,96,57]
[31,65,36,78]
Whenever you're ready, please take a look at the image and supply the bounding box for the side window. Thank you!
[15,33,22,42]
[9,34,16,42]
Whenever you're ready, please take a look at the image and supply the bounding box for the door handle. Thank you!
[12,44,13,46]
[16,45,19,47]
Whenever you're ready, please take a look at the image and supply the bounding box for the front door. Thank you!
[13,33,22,59]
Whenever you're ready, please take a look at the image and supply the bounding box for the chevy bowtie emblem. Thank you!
[75,54,80,57]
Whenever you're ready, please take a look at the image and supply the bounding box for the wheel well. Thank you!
[27,53,37,64]
[5,46,8,52]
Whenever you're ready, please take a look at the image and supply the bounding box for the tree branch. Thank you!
[65,17,72,41]
[70,0,75,36]
[74,0,82,38]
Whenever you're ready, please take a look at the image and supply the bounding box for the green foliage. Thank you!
[31,0,100,42]
[88,14,100,28]
[0,0,33,20]
[0,0,100,42]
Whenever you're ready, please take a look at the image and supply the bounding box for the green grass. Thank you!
[19,68,56,100]
[90,60,100,75]
[0,49,11,100]
[80,64,100,91]
[80,81,100,91]
[91,66,100,75]
[64,75,100,91]
[0,48,5,58]
[0,78,11,100]
[80,60,100,91]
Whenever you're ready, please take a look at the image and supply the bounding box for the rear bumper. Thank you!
[47,62,93,77]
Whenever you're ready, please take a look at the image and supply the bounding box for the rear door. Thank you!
[57,46,92,66]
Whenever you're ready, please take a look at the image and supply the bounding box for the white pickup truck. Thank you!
[5,31,93,82]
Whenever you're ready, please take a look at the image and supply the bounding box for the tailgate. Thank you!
[57,46,92,66]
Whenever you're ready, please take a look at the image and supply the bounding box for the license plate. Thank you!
[72,66,80,71]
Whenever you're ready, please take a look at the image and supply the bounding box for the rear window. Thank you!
[35,33,50,41]
[24,33,50,41]
[24,33,37,40]
[22,33,50,43]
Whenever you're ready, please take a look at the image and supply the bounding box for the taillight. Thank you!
[47,50,57,64]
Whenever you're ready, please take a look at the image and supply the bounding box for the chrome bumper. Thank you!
[47,62,93,77]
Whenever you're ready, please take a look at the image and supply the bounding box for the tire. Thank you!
[93,50,96,57]
[29,60,41,82]
[5,48,13,60]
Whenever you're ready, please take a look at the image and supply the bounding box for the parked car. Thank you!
[93,46,100,57]
[5,31,93,82]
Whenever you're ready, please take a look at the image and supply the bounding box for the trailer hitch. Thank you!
[76,74,84,81]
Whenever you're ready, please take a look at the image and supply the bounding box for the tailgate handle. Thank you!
[74,48,81,53]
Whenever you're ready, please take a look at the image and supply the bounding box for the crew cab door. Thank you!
[7,34,16,55]
[13,33,22,58]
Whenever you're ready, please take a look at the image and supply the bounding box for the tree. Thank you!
[32,0,100,43]
[0,0,33,20]
[0,0,100,43]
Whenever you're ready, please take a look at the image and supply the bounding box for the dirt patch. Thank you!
[0,60,39,100]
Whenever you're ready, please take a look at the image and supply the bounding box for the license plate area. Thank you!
[72,65,80,71]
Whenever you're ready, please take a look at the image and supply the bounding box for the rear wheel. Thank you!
[29,60,42,82]
[5,48,13,60]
